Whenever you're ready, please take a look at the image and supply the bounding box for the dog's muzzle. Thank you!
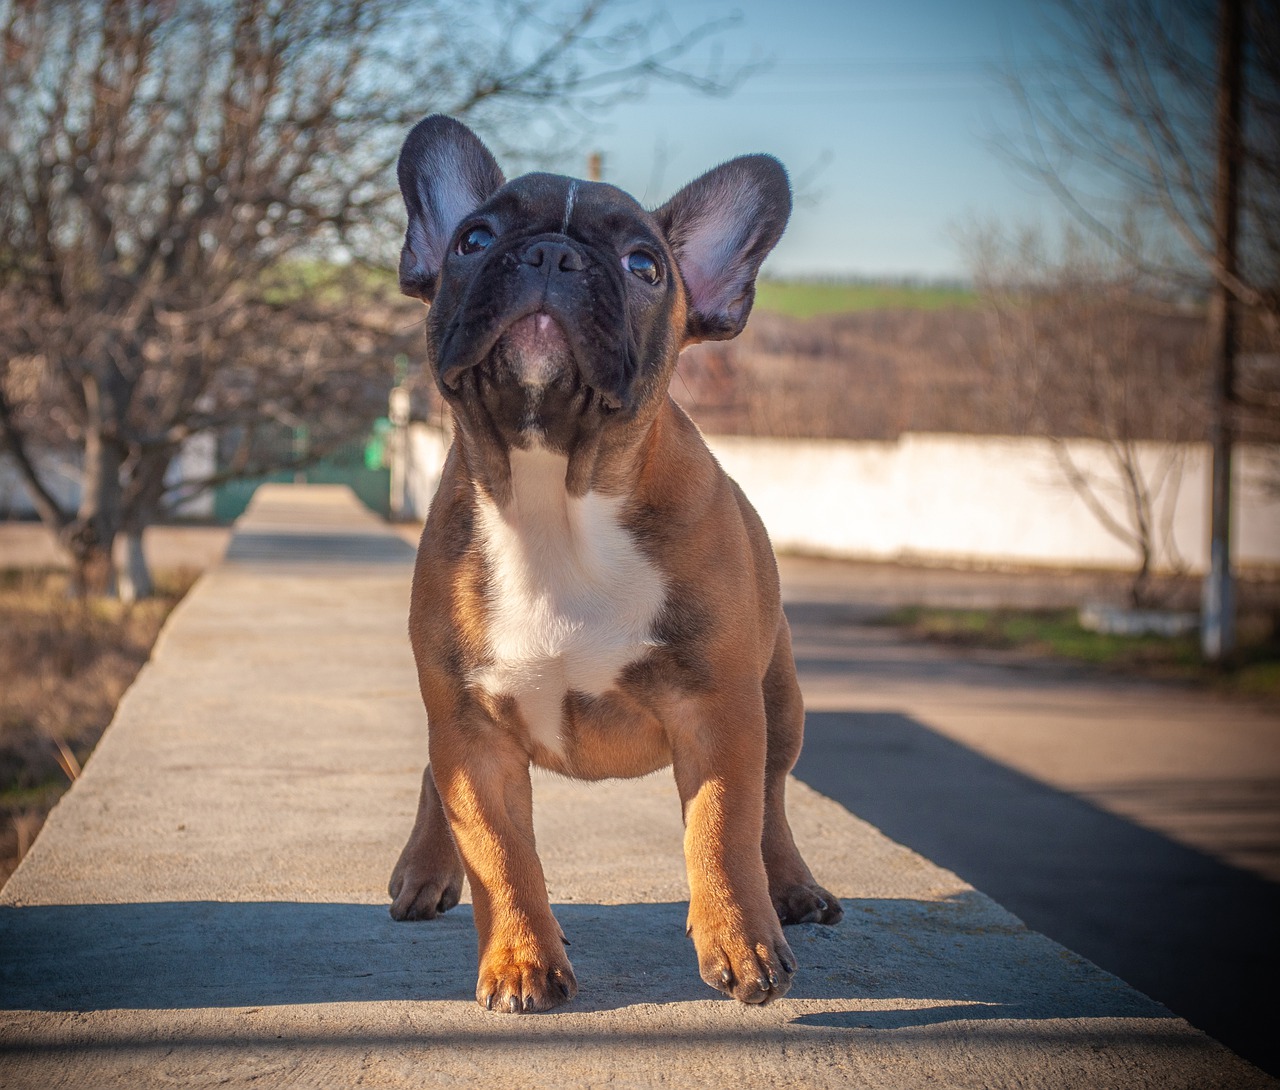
[434,234,635,414]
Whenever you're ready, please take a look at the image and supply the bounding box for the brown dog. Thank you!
[388,115,841,1012]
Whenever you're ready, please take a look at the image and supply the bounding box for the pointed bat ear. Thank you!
[654,155,791,342]
[396,115,505,302]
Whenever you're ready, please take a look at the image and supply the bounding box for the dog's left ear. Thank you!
[397,115,505,302]
[654,155,791,342]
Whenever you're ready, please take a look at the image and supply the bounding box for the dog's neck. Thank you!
[452,396,679,509]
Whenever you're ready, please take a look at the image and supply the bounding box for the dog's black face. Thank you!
[425,172,682,448]
[396,116,791,456]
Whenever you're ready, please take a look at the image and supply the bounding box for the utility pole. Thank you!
[1202,0,1244,662]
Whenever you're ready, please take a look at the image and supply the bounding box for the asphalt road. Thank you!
[776,556,1280,1076]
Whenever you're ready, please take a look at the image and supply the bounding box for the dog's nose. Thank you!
[521,239,584,273]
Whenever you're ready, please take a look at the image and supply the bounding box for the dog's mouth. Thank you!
[442,308,626,415]
[496,312,574,389]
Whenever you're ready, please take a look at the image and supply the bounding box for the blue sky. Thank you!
[564,0,1069,279]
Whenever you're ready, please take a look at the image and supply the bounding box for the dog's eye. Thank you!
[457,226,495,256]
[625,250,660,284]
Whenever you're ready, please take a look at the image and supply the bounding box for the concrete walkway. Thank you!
[0,485,1272,1088]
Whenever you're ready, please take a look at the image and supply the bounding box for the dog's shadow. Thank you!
[1,895,1163,1025]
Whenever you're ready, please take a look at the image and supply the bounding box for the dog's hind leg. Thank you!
[761,617,844,926]
[389,763,467,921]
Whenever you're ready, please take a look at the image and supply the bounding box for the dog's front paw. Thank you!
[690,913,796,1005]
[772,881,843,926]
[477,945,577,1013]
[388,847,465,921]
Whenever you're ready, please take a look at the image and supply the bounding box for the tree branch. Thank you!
[0,384,70,530]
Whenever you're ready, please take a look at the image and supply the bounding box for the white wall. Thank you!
[166,434,216,519]
[0,438,217,521]
[402,424,452,521]
[0,448,79,518]
[708,433,1280,572]
[403,424,1280,573]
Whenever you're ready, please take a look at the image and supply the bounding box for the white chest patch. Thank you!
[471,446,666,756]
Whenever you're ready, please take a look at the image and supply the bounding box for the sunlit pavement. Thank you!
[0,491,1274,1087]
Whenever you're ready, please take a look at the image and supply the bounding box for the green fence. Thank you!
[213,435,391,521]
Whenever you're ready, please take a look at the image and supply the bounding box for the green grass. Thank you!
[256,264,978,318]
[881,606,1280,698]
[753,279,977,319]
[0,778,66,812]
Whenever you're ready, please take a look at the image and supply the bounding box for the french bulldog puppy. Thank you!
[389,115,841,1013]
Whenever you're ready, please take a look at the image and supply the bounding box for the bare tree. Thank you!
[0,0,741,596]
[1002,0,1277,316]
[999,0,1279,652]
[969,223,1205,606]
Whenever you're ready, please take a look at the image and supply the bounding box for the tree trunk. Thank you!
[1201,0,1243,662]
[61,519,117,598]
[1130,547,1153,610]
[117,530,153,603]
[67,381,126,598]
[117,446,177,602]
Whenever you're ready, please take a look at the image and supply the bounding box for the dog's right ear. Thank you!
[397,116,505,302]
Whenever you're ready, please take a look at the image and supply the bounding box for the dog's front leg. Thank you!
[671,686,797,1004]
[430,712,577,1013]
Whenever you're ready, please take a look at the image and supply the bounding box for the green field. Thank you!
[261,264,976,319]
[753,279,977,319]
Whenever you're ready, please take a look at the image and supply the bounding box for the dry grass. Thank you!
[673,306,1210,442]
[0,568,195,884]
